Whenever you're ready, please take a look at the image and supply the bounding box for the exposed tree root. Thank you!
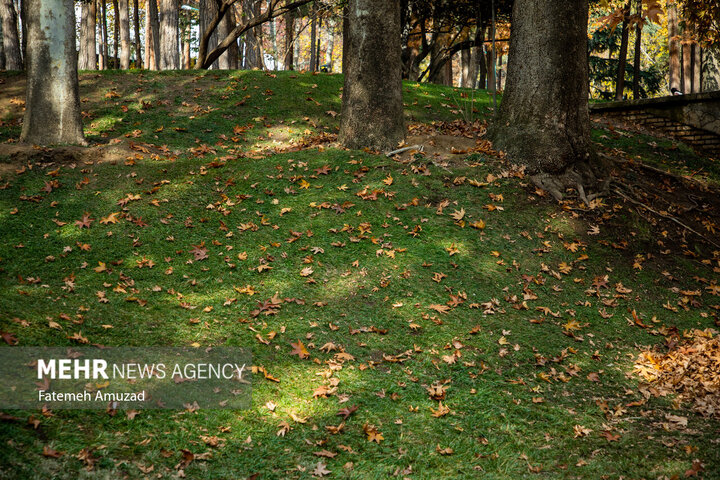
[530,160,610,206]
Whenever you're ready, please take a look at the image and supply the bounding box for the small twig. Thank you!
[385,144,424,157]
[612,187,720,249]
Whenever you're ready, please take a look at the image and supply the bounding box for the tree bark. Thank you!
[133,0,142,68]
[339,0,404,151]
[0,0,22,69]
[667,2,680,91]
[100,0,108,69]
[21,0,85,145]
[283,6,294,70]
[309,3,316,71]
[488,0,593,179]
[118,0,130,68]
[614,1,631,100]
[79,0,97,69]
[199,0,219,69]
[692,44,702,93]
[341,4,348,74]
[218,6,238,69]
[146,0,160,70]
[243,0,260,68]
[632,0,641,99]
[682,40,692,93]
[112,0,119,67]
[159,0,179,69]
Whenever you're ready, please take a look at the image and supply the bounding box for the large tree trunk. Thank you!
[218,7,238,69]
[133,0,142,68]
[667,2,680,91]
[146,0,160,70]
[283,6,294,70]
[614,1,630,100]
[489,0,593,181]
[243,0,260,68]
[0,0,22,69]
[79,0,97,69]
[339,0,404,151]
[118,0,130,68]
[199,0,219,69]
[21,0,84,145]
[159,0,179,69]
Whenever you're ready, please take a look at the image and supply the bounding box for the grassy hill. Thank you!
[0,70,719,479]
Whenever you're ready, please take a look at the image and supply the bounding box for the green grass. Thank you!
[0,71,719,479]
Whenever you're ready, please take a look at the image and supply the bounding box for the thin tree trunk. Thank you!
[118,0,130,68]
[309,3,316,71]
[133,0,142,68]
[159,0,179,69]
[339,0,404,151]
[101,0,108,69]
[21,0,84,144]
[489,0,593,177]
[461,47,471,87]
[324,19,334,70]
[692,44,701,93]
[667,2,680,91]
[243,0,259,68]
[614,1,631,100]
[632,0,642,98]
[112,0,119,67]
[269,15,277,69]
[341,4,348,74]
[284,6,294,70]
[147,0,160,69]
[0,0,22,69]
[682,40,692,93]
[79,0,97,69]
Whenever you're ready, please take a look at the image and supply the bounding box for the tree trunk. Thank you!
[159,0,179,69]
[692,44,701,93]
[112,0,119,67]
[146,0,160,70]
[218,7,238,69]
[682,40,692,93]
[118,0,130,68]
[632,0,641,99]
[339,0,404,151]
[324,19,334,70]
[243,0,259,68]
[0,0,22,69]
[79,0,97,69]
[199,0,219,69]
[133,0,142,68]
[309,3,316,71]
[489,0,593,179]
[461,47,471,87]
[614,1,630,100]
[181,8,190,68]
[341,4,348,74]
[21,0,85,145]
[100,0,108,69]
[284,6,294,70]
[667,2,680,91]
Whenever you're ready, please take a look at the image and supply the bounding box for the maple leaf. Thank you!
[312,462,331,477]
[75,213,94,229]
[290,341,309,359]
[337,404,358,420]
[100,212,121,224]
[450,208,465,221]
[363,423,383,443]
[428,304,450,314]
[190,243,208,261]
[300,266,314,277]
